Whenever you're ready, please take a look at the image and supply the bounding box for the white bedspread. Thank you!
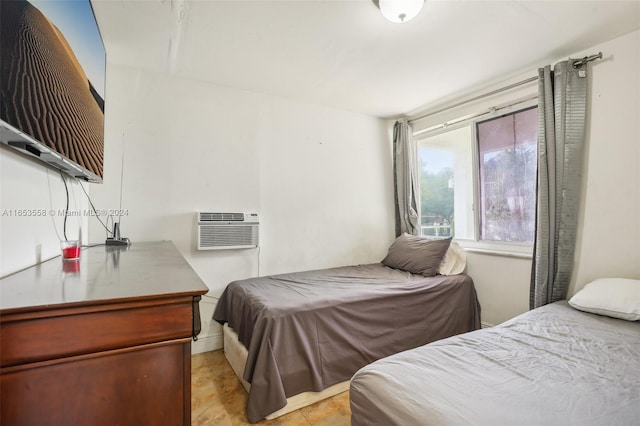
[350,301,640,426]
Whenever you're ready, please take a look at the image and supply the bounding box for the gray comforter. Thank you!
[350,301,640,426]
[213,263,480,422]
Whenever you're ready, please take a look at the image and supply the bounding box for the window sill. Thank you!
[456,240,533,260]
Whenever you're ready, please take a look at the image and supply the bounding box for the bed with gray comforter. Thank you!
[213,263,480,422]
[350,301,640,426]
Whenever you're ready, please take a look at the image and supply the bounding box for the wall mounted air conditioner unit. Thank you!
[197,212,259,250]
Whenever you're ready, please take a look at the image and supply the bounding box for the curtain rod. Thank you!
[413,95,538,137]
[408,51,603,124]
[408,76,537,124]
[572,52,603,68]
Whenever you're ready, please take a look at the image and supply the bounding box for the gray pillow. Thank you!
[382,234,452,277]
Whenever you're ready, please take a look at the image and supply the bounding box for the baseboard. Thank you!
[192,332,223,354]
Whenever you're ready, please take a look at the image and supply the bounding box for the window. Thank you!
[417,105,538,248]
[418,126,474,240]
[477,107,537,242]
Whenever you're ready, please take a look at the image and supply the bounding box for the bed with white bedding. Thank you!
[350,300,640,425]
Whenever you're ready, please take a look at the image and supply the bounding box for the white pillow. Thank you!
[438,240,467,275]
[568,278,640,321]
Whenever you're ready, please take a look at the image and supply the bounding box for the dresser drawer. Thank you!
[1,341,191,425]
[0,296,194,367]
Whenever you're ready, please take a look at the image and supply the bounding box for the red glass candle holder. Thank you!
[61,240,81,261]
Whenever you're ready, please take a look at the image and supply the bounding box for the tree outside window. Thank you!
[419,149,454,237]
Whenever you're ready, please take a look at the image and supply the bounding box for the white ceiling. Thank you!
[93,0,640,118]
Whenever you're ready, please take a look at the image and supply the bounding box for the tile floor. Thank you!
[192,350,351,425]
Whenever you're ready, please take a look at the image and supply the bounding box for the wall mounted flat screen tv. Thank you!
[0,0,105,182]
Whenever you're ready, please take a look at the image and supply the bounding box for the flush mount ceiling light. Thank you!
[373,0,425,23]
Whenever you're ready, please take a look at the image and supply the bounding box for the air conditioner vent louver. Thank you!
[197,212,259,250]
[199,225,258,248]
[199,212,246,222]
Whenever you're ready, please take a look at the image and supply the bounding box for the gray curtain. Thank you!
[393,119,420,236]
[530,60,588,309]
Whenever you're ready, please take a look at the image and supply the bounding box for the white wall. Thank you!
[0,148,89,277]
[257,98,393,275]
[412,30,640,326]
[91,65,393,345]
[570,29,640,295]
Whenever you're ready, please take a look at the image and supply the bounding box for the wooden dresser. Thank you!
[0,242,209,426]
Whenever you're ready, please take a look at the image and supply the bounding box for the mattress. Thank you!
[350,301,640,426]
[213,263,480,422]
[223,324,349,420]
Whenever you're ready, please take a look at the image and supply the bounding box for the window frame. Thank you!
[414,98,538,258]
